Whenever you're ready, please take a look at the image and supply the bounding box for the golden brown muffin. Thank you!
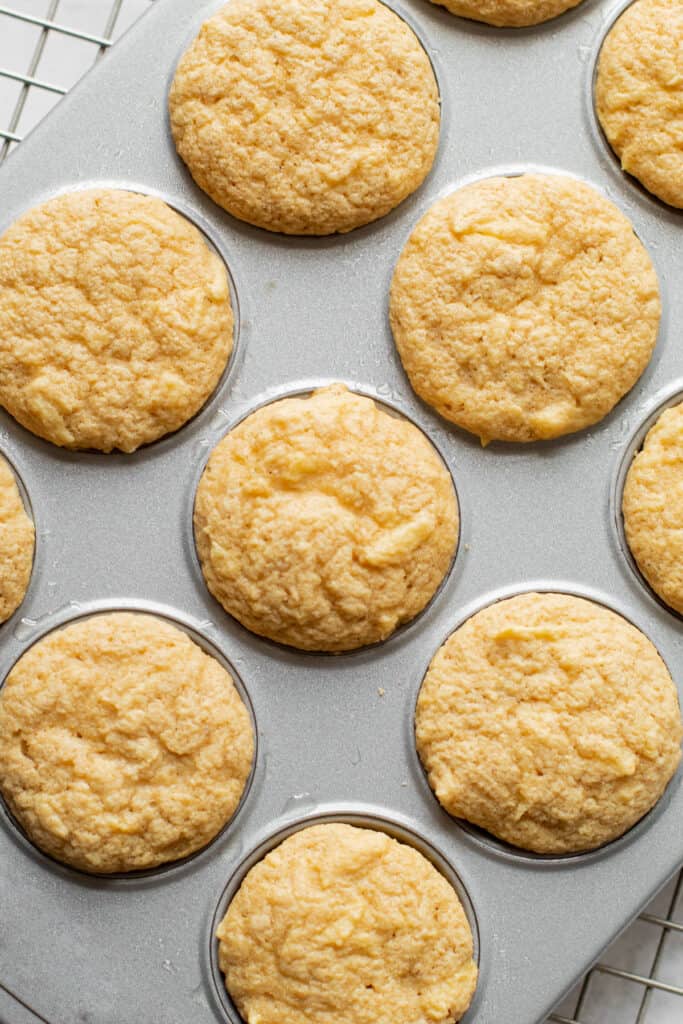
[390,174,660,444]
[0,454,34,623]
[428,0,583,28]
[169,0,440,234]
[416,592,682,853]
[0,189,233,452]
[0,613,254,872]
[194,385,458,651]
[596,0,683,208]
[623,401,683,614]
[217,823,478,1024]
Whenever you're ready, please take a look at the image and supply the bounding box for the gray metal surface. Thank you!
[0,2,681,1023]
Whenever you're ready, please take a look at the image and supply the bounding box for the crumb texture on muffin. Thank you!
[0,454,33,623]
[416,592,682,853]
[623,401,683,615]
[0,189,233,452]
[428,0,583,28]
[194,384,458,651]
[596,0,683,208]
[169,0,440,234]
[0,612,254,872]
[217,822,478,1024]
[390,174,660,444]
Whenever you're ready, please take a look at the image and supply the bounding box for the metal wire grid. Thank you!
[0,1,132,160]
[548,870,683,1023]
[0,2,681,1022]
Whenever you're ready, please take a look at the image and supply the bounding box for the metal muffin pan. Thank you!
[0,0,681,1022]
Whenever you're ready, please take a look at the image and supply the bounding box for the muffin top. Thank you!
[169,0,439,234]
[217,823,478,1024]
[596,0,683,209]
[194,385,458,651]
[0,454,34,623]
[390,174,660,444]
[0,189,232,452]
[0,613,254,872]
[416,592,682,853]
[428,0,584,28]
[623,401,683,615]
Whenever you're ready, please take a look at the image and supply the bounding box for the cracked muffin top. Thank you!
[0,454,33,624]
[194,384,458,652]
[0,612,254,873]
[217,822,478,1024]
[169,0,440,234]
[390,174,660,444]
[416,592,682,854]
[0,188,232,452]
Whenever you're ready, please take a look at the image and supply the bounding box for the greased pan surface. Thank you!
[0,1,681,1022]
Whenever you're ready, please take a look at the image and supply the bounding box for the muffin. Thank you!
[0,612,254,872]
[0,189,233,452]
[596,0,683,208]
[217,822,478,1024]
[169,0,440,234]
[623,401,683,615]
[428,0,583,28]
[390,174,660,444]
[194,385,458,651]
[0,454,34,623]
[416,592,682,853]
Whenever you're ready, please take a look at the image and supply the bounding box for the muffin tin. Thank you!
[0,0,681,1022]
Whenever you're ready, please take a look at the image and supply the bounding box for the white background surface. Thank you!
[0,2,680,1022]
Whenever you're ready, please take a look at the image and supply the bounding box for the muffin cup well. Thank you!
[207,805,481,1024]
[0,599,258,883]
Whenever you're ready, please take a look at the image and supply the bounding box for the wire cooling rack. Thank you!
[0,3,681,1023]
